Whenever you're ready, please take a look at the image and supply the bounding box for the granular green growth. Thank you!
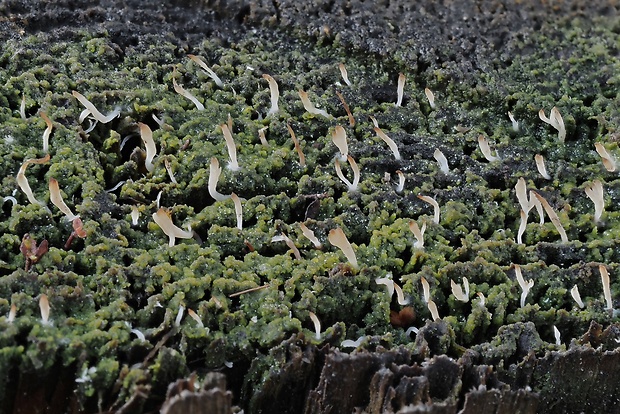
[1,4,620,413]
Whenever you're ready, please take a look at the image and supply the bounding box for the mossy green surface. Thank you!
[1,10,620,412]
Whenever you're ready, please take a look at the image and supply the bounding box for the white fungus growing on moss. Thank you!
[328,227,358,269]
[539,107,566,143]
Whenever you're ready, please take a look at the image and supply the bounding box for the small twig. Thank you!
[229,284,270,298]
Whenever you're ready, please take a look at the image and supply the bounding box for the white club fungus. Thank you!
[334,156,360,192]
[300,223,322,249]
[433,148,449,174]
[328,227,358,269]
[262,74,279,116]
[478,135,501,162]
[152,207,194,247]
[418,195,440,224]
[308,311,321,340]
[331,125,348,160]
[49,178,78,222]
[594,142,617,172]
[409,220,426,249]
[424,87,436,109]
[534,154,551,180]
[374,127,401,160]
[570,285,585,309]
[138,122,157,172]
[584,180,604,223]
[539,107,566,143]
[188,54,224,88]
[72,91,120,124]
[298,90,333,119]
[221,123,240,171]
[395,73,405,107]
[531,192,569,242]
[208,158,229,201]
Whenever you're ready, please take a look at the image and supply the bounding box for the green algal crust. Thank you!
[0,13,620,412]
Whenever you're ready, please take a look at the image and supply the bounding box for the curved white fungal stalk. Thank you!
[308,311,321,340]
[19,95,26,120]
[2,196,17,207]
[395,170,405,193]
[420,277,431,303]
[539,107,566,143]
[208,158,229,201]
[369,115,379,129]
[331,125,348,160]
[477,292,486,307]
[594,142,617,172]
[515,178,532,214]
[7,303,16,323]
[172,74,205,110]
[49,178,78,222]
[155,191,163,209]
[328,227,358,269]
[374,127,401,160]
[130,205,140,226]
[514,264,534,308]
[534,154,551,180]
[409,220,426,249]
[553,326,561,346]
[40,111,53,153]
[164,158,177,184]
[451,277,470,302]
[418,195,440,224]
[570,285,585,309]
[152,207,194,247]
[508,111,519,132]
[138,122,157,172]
[72,91,120,123]
[433,149,449,174]
[341,336,366,348]
[584,180,604,223]
[424,87,436,109]
[298,90,333,119]
[405,326,419,336]
[478,135,500,162]
[188,54,224,88]
[335,91,356,127]
[231,193,243,230]
[530,191,545,225]
[287,124,306,167]
[175,305,185,327]
[262,74,279,116]
[334,156,360,192]
[600,265,613,311]
[395,73,405,107]
[517,209,527,245]
[271,233,302,260]
[220,123,240,171]
[427,299,440,321]
[338,63,352,86]
[375,276,395,298]
[531,192,568,242]
[258,126,269,146]
[300,223,322,249]
[394,282,410,305]
[187,308,204,328]
[39,294,51,325]
[17,154,50,206]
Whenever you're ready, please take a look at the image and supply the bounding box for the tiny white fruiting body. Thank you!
[328,227,358,269]
[539,107,566,143]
